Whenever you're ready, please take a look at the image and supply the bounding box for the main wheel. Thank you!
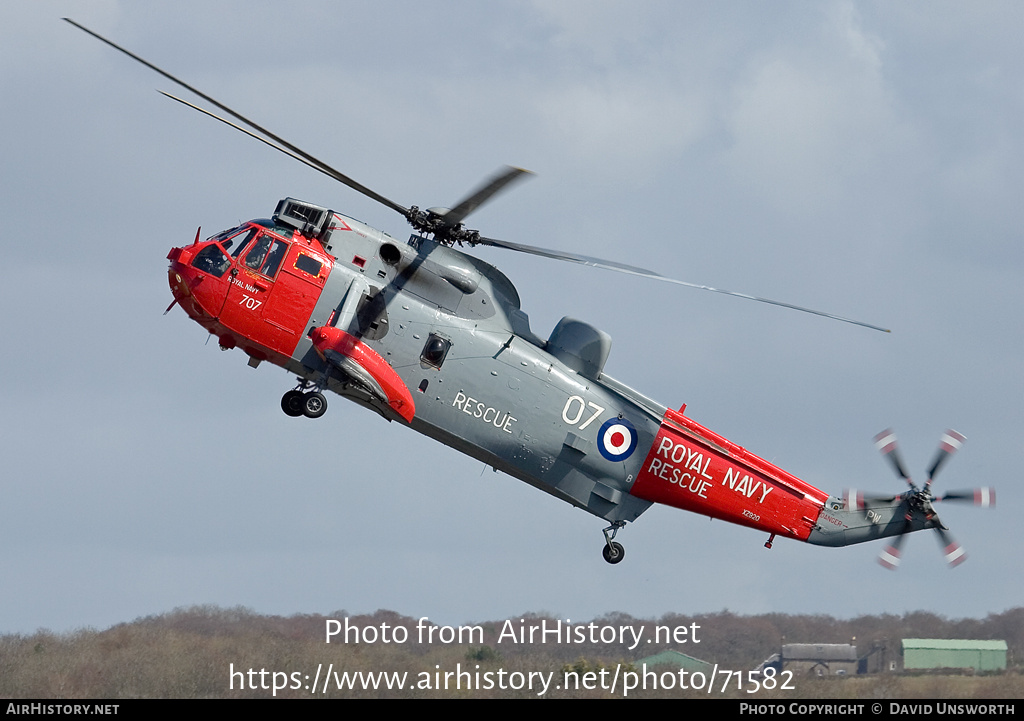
[281,390,304,417]
[602,541,625,564]
[303,391,328,419]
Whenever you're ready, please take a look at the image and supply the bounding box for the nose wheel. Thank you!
[602,522,626,564]
[281,388,328,419]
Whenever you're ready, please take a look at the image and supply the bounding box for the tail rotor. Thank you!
[847,429,993,569]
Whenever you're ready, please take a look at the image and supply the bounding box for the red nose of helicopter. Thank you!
[166,243,206,319]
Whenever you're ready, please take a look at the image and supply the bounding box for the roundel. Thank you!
[597,417,638,462]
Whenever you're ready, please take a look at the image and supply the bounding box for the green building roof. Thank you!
[902,639,1007,650]
[636,649,712,672]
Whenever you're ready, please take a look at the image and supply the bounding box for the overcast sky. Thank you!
[1,1,1021,636]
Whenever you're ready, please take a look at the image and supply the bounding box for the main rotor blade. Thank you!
[439,167,533,234]
[473,236,890,332]
[159,92,358,189]
[64,18,409,217]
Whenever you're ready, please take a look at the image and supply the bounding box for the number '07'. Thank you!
[562,395,604,430]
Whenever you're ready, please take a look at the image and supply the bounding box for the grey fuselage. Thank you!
[203,208,922,550]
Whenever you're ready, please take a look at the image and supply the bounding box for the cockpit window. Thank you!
[252,218,295,239]
[226,229,259,258]
[191,244,231,278]
[244,234,274,271]
[260,240,289,278]
[208,226,241,243]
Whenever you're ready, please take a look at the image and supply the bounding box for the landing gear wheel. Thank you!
[281,390,304,417]
[602,541,625,564]
[601,521,626,564]
[303,391,328,419]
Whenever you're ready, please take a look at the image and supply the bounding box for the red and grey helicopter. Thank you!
[69,19,994,567]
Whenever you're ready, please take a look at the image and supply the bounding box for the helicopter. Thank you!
[68,19,995,567]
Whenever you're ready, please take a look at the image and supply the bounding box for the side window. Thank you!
[295,253,323,278]
[420,333,452,369]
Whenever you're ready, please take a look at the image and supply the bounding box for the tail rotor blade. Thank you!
[843,488,898,511]
[937,487,995,508]
[926,429,966,490]
[878,525,910,570]
[844,488,865,511]
[933,525,967,568]
[874,429,914,489]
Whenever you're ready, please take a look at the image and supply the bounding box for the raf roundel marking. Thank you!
[597,417,638,462]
